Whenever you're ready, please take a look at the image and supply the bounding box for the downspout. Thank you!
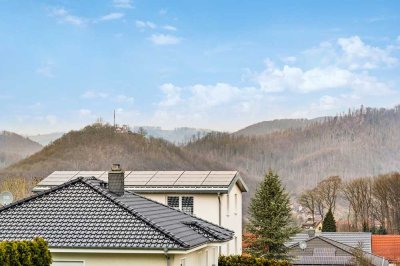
[164,248,170,266]
[218,192,222,256]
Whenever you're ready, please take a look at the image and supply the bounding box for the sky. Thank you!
[0,0,400,134]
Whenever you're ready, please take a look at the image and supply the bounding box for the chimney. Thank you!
[307,229,315,238]
[108,163,125,196]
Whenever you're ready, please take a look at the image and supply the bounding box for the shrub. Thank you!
[0,237,52,266]
[219,255,292,266]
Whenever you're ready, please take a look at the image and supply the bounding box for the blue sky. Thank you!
[0,0,399,134]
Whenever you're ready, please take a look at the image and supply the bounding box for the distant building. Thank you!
[301,218,323,232]
[2,165,233,266]
[33,169,248,256]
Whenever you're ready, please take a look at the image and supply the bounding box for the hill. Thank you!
[234,118,325,137]
[186,105,400,197]
[0,131,42,169]
[1,124,224,179]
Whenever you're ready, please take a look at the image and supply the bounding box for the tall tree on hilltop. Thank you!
[245,170,299,259]
[322,208,337,232]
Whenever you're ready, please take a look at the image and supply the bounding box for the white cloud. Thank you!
[115,94,134,103]
[113,0,133,9]
[256,62,392,95]
[135,20,156,29]
[46,115,58,125]
[337,36,398,70]
[149,34,181,45]
[100,12,124,21]
[36,61,55,78]
[159,83,181,106]
[312,96,341,111]
[81,91,108,99]
[79,109,92,116]
[49,7,86,26]
[162,25,177,31]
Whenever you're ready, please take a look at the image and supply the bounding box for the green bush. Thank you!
[0,237,52,266]
[219,255,291,266]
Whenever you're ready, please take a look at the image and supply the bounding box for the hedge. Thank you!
[219,255,291,266]
[0,237,52,266]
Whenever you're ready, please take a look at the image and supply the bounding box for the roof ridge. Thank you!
[81,179,190,249]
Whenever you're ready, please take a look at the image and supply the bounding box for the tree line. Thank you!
[299,172,400,234]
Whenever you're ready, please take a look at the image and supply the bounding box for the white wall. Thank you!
[52,246,221,266]
[138,183,243,256]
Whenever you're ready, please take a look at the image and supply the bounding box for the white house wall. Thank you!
[138,183,243,256]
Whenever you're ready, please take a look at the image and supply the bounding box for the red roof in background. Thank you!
[372,235,400,262]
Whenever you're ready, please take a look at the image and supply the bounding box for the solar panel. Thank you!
[36,170,239,189]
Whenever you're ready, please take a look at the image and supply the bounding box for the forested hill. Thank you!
[233,118,322,137]
[185,105,400,195]
[0,131,42,169]
[1,124,224,179]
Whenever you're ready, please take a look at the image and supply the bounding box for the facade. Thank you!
[1,166,234,266]
[288,235,389,266]
[33,170,248,256]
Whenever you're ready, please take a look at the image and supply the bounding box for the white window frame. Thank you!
[205,250,209,266]
[226,241,230,255]
[166,195,194,215]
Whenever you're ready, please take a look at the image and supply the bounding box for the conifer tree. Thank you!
[322,208,337,232]
[245,170,299,259]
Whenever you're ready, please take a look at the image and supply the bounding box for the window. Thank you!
[167,196,194,215]
[167,196,180,210]
[182,196,194,215]
[180,258,186,266]
[234,194,238,215]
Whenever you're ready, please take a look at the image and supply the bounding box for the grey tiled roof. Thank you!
[0,177,233,250]
[286,232,372,253]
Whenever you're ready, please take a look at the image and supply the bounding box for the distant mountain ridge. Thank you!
[234,117,326,137]
[134,126,212,144]
[27,132,65,146]
[1,124,224,179]
[0,131,42,169]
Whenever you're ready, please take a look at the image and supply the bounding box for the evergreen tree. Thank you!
[322,208,337,232]
[245,170,299,259]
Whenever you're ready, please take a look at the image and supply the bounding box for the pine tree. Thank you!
[322,208,337,232]
[245,170,299,259]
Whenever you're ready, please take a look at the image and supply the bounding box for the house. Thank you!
[1,165,234,266]
[286,232,373,253]
[288,235,389,265]
[371,235,400,264]
[33,169,248,256]
[301,218,323,232]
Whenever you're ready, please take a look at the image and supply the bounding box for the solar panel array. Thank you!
[37,171,238,188]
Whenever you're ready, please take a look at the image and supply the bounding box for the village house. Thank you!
[33,168,248,256]
[1,165,234,266]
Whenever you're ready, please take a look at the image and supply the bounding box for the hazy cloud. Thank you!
[113,0,133,9]
[49,7,86,26]
[100,12,124,21]
[149,34,181,45]
[135,20,156,29]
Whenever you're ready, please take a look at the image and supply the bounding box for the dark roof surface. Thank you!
[0,177,233,250]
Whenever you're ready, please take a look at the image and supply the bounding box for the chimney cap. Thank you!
[111,163,122,172]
